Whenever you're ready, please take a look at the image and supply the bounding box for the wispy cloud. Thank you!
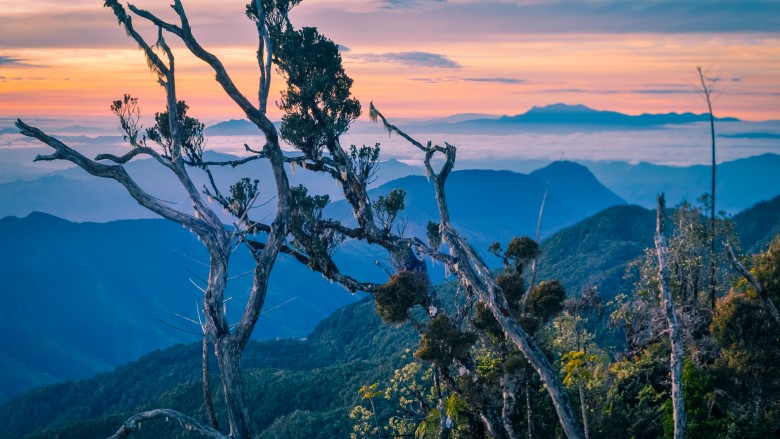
[462,77,526,84]
[411,76,526,84]
[354,51,461,68]
[378,0,446,9]
[0,56,33,67]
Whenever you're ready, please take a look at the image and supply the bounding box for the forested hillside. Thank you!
[3,195,780,438]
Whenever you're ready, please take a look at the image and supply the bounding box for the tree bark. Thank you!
[577,382,589,439]
[202,336,219,430]
[655,195,686,439]
[501,373,520,439]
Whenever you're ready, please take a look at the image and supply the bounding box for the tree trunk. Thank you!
[214,339,251,439]
[203,335,219,430]
[526,381,533,439]
[577,382,589,439]
[501,373,520,439]
[697,66,717,310]
[481,410,509,439]
[655,195,686,439]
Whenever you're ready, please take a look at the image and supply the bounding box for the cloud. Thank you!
[461,77,526,84]
[378,0,446,9]
[410,77,441,83]
[0,56,32,66]
[410,76,526,84]
[355,51,460,68]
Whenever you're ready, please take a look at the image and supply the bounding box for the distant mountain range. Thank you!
[586,153,780,213]
[0,151,424,223]
[400,103,741,134]
[203,104,741,136]
[1,153,777,223]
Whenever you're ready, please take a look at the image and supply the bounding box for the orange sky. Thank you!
[1,1,779,123]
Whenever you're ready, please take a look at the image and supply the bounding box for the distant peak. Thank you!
[526,103,595,114]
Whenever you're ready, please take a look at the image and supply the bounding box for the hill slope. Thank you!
[0,298,417,439]
[0,213,376,404]
[586,153,780,213]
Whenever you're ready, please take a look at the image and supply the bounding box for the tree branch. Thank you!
[16,119,206,234]
[107,408,227,439]
[724,241,780,326]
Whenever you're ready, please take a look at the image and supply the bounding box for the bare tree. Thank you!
[15,1,585,438]
[696,66,718,309]
[654,194,686,439]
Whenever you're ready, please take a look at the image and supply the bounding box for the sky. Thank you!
[1,0,779,124]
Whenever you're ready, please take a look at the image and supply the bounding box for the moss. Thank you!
[415,315,477,368]
[375,271,429,324]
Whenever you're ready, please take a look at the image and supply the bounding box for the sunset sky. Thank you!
[1,0,779,124]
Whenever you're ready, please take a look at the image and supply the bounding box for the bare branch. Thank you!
[95,147,171,167]
[16,120,206,234]
[724,241,780,326]
[107,408,227,439]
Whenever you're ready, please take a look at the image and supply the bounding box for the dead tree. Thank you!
[17,1,296,437]
[697,66,718,309]
[16,1,584,438]
[654,194,687,439]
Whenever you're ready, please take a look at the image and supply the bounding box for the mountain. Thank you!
[537,197,780,299]
[204,119,281,136]
[586,153,780,213]
[0,297,417,439]
[732,194,780,253]
[0,213,381,404]
[0,163,623,401]
[3,196,780,438]
[538,205,655,298]
[0,152,425,223]
[405,103,740,134]
[327,164,626,253]
[496,103,739,125]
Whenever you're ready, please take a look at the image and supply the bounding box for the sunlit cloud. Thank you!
[353,51,461,69]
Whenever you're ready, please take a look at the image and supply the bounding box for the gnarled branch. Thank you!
[108,408,227,439]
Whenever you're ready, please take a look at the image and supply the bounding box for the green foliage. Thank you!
[661,361,728,439]
[710,249,780,438]
[488,236,538,273]
[145,100,204,162]
[288,185,342,269]
[496,273,525,313]
[472,301,502,336]
[374,188,407,233]
[349,144,380,185]
[415,316,477,368]
[505,236,539,270]
[274,26,360,158]
[375,271,429,324]
[600,347,668,439]
[110,94,143,146]
[426,222,441,248]
[527,280,565,322]
[226,177,260,218]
